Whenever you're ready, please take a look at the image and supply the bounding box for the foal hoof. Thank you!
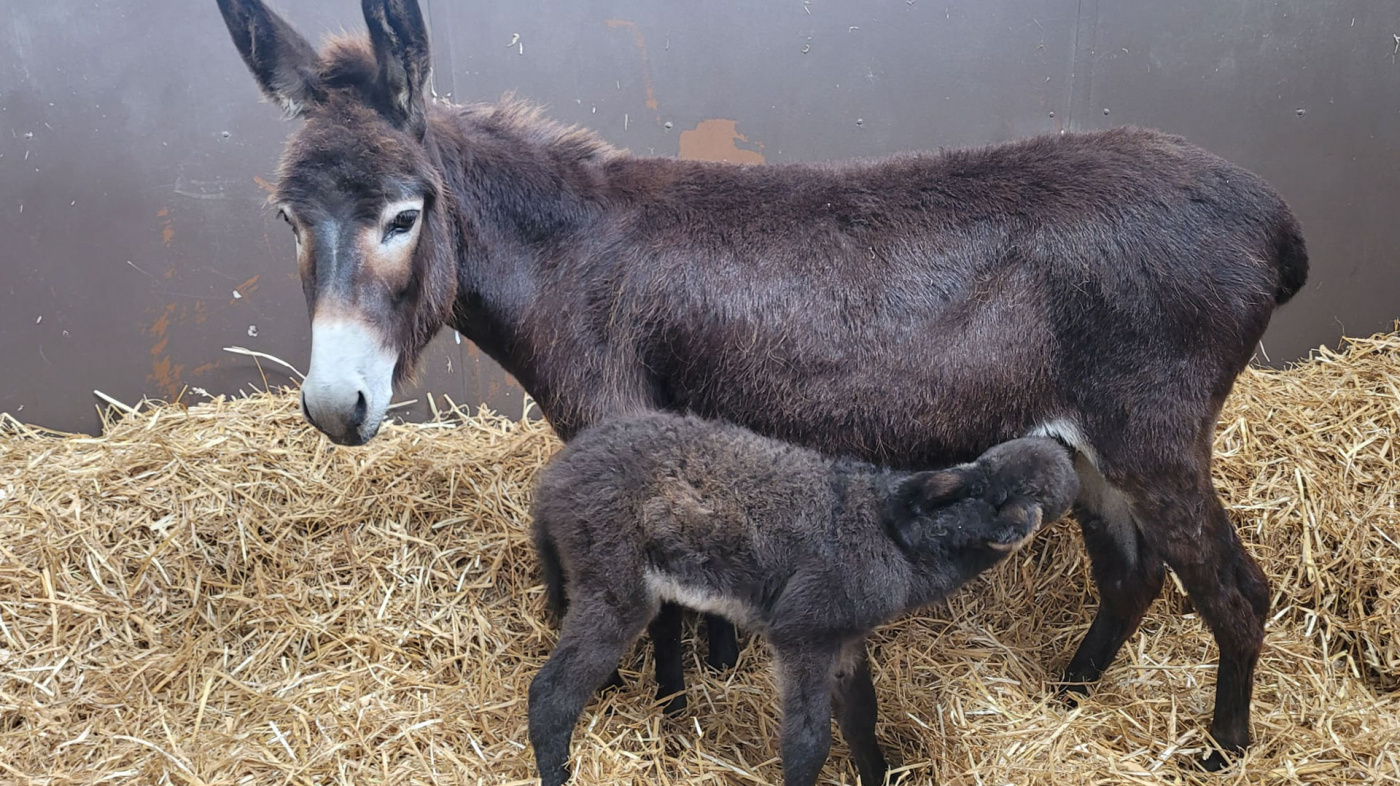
[600,669,626,692]
[706,649,738,672]
[658,691,688,717]
[1052,669,1095,706]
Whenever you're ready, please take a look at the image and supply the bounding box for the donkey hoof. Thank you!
[1053,670,1096,705]
[1193,743,1243,773]
[1052,685,1090,709]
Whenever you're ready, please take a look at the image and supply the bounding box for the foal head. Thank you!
[218,0,455,445]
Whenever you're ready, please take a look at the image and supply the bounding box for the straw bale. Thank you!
[1,330,1398,785]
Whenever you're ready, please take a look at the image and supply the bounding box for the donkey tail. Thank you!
[1273,211,1309,306]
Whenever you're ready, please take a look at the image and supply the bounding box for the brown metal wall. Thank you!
[2,0,1397,434]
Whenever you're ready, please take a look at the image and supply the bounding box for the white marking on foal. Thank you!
[645,570,757,630]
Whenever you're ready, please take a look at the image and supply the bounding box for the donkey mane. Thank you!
[454,97,621,166]
[318,35,381,92]
[314,34,612,157]
[311,31,616,167]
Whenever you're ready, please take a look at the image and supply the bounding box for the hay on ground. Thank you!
[1,330,1398,785]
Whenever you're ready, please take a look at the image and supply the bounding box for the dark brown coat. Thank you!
[217,0,1308,767]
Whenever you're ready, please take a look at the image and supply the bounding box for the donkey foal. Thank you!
[528,413,1079,786]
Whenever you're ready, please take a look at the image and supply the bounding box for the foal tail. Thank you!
[533,522,568,624]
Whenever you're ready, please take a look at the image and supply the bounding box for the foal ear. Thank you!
[888,467,979,552]
[362,0,432,136]
[216,0,322,117]
[913,466,982,509]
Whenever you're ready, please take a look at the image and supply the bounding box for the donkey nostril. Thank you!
[301,397,321,431]
[349,390,368,430]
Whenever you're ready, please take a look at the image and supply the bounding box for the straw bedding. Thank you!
[1,331,1397,785]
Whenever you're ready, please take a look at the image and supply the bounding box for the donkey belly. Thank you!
[660,311,1060,469]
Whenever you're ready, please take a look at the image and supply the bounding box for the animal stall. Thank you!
[1,330,1397,784]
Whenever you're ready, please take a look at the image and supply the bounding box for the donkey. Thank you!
[217,0,1308,768]
[529,414,1080,786]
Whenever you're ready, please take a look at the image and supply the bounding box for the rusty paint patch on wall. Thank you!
[678,119,765,163]
[146,303,186,400]
[234,274,260,300]
[143,298,214,401]
[604,19,660,114]
[157,207,175,247]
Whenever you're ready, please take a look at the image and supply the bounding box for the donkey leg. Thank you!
[1062,455,1167,693]
[705,613,741,671]
[649,602,687,715]
[529,600,652,786]
[832,640,888,786]
[770,641,840,786]
[1139,480,1268,769]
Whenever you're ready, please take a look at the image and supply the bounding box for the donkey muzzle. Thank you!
[301,319,396,446]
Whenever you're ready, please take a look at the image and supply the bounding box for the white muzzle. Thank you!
[300,319,397,445]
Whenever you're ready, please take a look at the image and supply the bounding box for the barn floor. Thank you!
[1,331,1398,785]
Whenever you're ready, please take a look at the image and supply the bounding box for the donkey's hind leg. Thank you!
[1132,466,1268,769]
[1062,453,1167,692]
[529,594,653,786]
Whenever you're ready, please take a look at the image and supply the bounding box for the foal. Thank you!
[529,413,1079,786]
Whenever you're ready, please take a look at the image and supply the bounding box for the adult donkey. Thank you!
[217,0,1306,769]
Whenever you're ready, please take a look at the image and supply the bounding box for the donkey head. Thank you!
[218,0,455,445]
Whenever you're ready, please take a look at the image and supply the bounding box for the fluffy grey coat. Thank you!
[528,413,1079,786]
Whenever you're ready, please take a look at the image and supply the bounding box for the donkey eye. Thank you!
[277,209,298,234]
[384,209,420,241]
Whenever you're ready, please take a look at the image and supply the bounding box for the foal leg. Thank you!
[773,642,839,786]
[832,639,888,786]
[705,613,741,671]
[529,597,652,786]
[1062,454,1167,693]
[1137,475,1268,769]
[649,602,687,714]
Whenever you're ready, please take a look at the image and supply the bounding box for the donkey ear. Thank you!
[362,0,432,136]
[216,0,322,117]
